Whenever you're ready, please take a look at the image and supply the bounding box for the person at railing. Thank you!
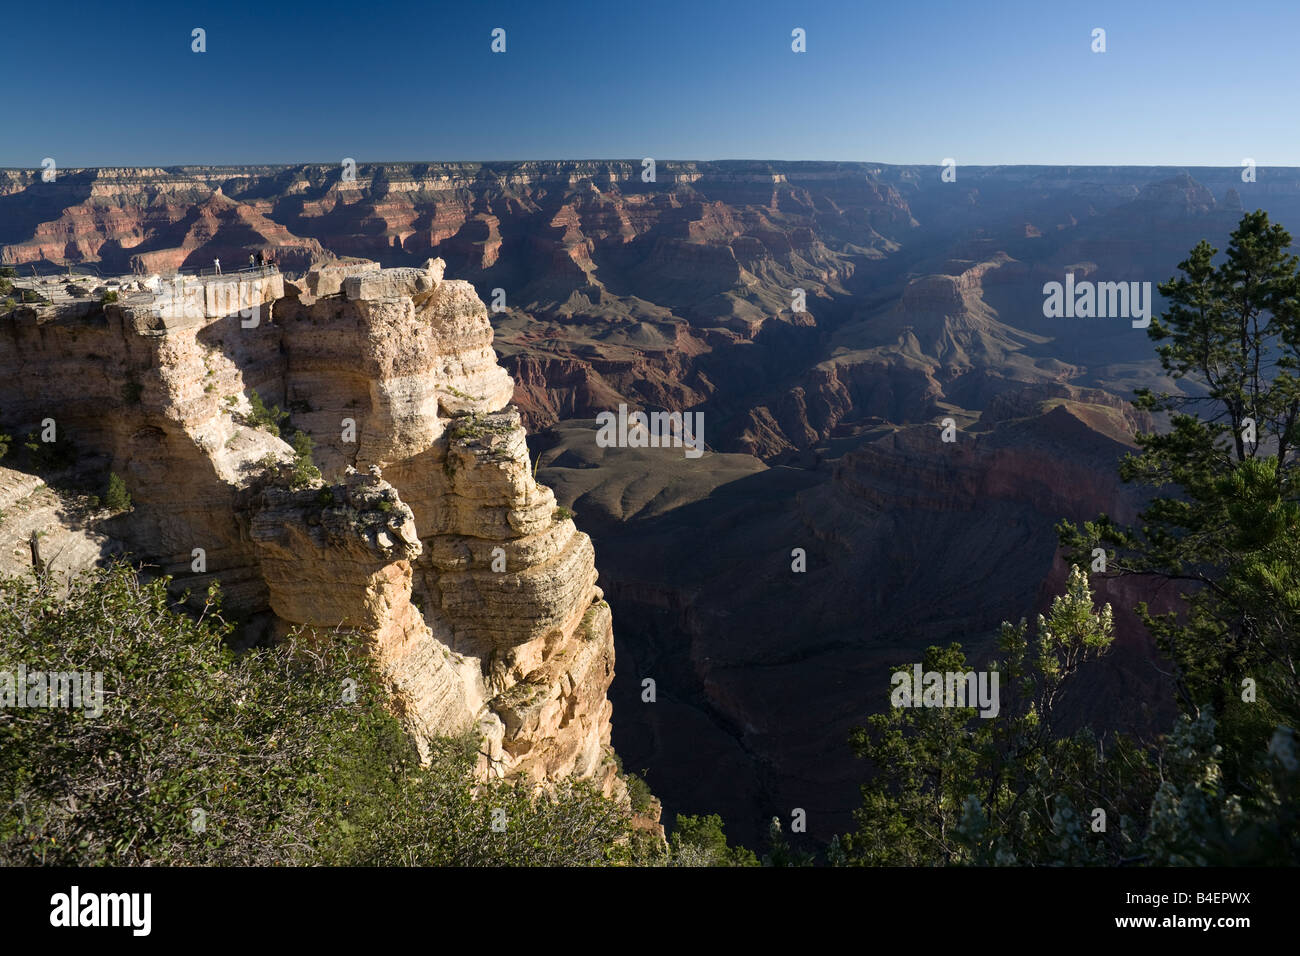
[213,257,221,275]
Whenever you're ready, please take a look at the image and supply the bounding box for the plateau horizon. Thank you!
[8,160,1300,173]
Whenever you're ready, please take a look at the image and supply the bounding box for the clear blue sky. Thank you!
[3,0,1297,167]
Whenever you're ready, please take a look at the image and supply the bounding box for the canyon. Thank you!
[6,159,1296,845]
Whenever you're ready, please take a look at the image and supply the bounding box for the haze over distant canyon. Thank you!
[4,159,1295,843]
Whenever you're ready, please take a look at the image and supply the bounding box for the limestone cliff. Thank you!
[0,259,620,795]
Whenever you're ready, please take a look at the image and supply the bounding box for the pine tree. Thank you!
[103,473,131,512]
[1060,209,1300,752]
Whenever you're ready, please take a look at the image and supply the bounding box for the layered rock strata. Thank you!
[0,259,619,794]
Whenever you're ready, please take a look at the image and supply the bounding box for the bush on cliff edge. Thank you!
[0,563,643,866]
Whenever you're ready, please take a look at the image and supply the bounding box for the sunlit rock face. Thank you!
[0,257,621,796]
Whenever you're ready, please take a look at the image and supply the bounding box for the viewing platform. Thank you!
[3,264,285,325]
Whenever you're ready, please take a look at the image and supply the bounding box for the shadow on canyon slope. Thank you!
[534,397,1179,848]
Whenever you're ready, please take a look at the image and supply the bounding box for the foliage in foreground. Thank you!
[667,813,759,867]
[1060,210,1300,756]
[0,563,645,866]
[844,569,1297,865]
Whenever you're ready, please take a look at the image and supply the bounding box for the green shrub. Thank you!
[0,564,643,866]
[103,473,131,513]
[0,433,10,460]
[669,813,759,867]
[760,816,816,867]
[246,390,288,436]
[626,772,654,813]
[356,731,639,866]
[288,430,322,489]
[101,291,119,304]
[23,431,77,472]
[553,506,574,523]
[0,565,394,865]
[447,412,515,442]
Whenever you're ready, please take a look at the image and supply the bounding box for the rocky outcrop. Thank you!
[0,257,622,795]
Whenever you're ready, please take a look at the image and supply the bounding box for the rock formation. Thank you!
[0,258,621,795]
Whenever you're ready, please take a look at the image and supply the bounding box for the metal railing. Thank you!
[1,262,110,279]
[5,288,81,306]
[37,264,106,279]
[7,284,104,305]
[189,263,280,279]
[2,260,280,281]
[7,270,153,305]
[4,262,282,311]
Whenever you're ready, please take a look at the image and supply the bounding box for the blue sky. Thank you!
[3,0,1297,167]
